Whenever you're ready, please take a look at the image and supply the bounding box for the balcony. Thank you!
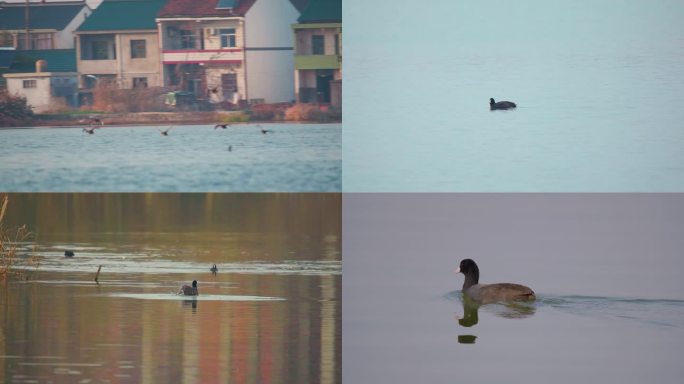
[294,54,340,70]
[161,49,243,64]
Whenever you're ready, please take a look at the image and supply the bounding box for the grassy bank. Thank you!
[19,103,341,128]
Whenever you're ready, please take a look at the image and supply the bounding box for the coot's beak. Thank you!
[454,268,461,274]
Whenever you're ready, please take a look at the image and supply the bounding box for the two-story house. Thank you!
[292,0,341,106]
[0,0,92,50]
[74,0,165,89]
[156,0,306,105]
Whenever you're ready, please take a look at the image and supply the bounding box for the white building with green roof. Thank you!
[3,49,79,112]
[74,0,165,89]
[0,1,92,50]
[292,0,341,107]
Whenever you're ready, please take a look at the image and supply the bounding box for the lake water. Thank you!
[343,0,684,191]
[0,123,341,192]
[1,193,341,383]
[343,194,684,383]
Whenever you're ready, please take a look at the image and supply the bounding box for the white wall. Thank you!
[5,74,77,112]
[55,6,92,49]
[244,0,298,47]
[245,50,295,103]
[244,0,299,102]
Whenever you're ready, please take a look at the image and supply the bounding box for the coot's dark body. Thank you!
[179,280,199,296]
[455,259,535,304]
[490,98,517,110]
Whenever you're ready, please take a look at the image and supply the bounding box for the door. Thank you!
[221,73,238,103]
[316,69,334,103]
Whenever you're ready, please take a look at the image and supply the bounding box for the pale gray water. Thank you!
[343,0,684,191]
[0,123,341,192]
[343,194,684,383]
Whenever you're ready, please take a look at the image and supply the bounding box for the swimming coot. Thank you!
[490,98,517,110]
[64,250,75,257]
[455,259,535,304]
[178,280,199,296]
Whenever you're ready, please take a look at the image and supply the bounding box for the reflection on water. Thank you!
[447,291,684,345]
[448,292,537,344]
[0,193,341,383]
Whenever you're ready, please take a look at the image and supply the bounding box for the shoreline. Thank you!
[1,110,341,129]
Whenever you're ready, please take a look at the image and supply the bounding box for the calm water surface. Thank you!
[344,0,684,191]
[343,194,684,383]
[1,194,341,383]
[0,123,341,192]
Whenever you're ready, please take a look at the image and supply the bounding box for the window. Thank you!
[221,73,237,97]
[133,77,148,88]
[17,32,53,50]
[334,34,340,55]
[219,28,236,48]
[92,41,111,59]
[130,40,146,58]
[0,32,12,47]
[81,35,116,60]
[180,29,196,49]
[23,80,37,88]
[312,35,325,55]
[33,33,53,49]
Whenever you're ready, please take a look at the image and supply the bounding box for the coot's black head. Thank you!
[489,98,495,105]
[455,259,480,286]
[457,259,479,274]
[192,280,197,288]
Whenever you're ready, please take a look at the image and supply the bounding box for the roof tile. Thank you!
[78,0,165,31]
[0,2,86,30]
[157,0,256,18]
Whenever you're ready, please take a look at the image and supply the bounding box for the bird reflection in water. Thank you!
[455,296,536,344]
[183,297,198,312]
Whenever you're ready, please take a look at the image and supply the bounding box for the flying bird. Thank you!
[256,125,273,134]
[158,126,173,136]
[214,123,230,129]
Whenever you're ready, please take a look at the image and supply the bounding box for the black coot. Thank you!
[490,98,517,110]
[455,259,535,304]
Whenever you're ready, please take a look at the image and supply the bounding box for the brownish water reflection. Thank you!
[1,193,340,383]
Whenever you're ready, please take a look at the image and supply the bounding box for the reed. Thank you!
[0,195,40,281]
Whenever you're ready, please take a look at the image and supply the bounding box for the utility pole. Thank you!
[24,0,30,50]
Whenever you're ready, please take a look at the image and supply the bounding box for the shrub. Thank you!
[219,111,251,123]
[248,109,275,121]
[92,85,169,113]
[0,90,33,126]
[284,103,341,122]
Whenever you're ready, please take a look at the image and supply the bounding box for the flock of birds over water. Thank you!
[79,117,274,142]
[78,118,275,152]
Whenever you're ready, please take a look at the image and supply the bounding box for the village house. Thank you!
[156,0,307,106]
[0,0,92,50]
[74,0,165,90]
[3,49,78,112]
[292,0,341,107]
